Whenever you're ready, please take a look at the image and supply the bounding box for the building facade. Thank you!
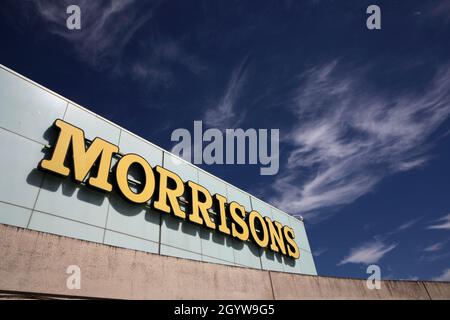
[1,64,450,300]
[0,64,316,276]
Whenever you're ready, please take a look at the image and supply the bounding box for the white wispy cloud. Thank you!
[395,219,420,232]
[432,268,450,282]
[428,1,450,23]
[423,242,445,252]
[203,58,249,128]
[419,251,450,263]
[338,240,397,265]
[270,61,450,220]
[312,247,328,257]
[25,1,205,89]
[29,0,157,66]
[403,276,419,281]
[427,213,450,230]
[130,40,206,87]
[386,217,422,235]
[396,275,419,281]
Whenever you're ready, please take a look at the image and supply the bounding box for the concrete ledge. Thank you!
[423,281,450,300]
[0,224,449,299]
[270,272,430,300]
[0,224,273,299]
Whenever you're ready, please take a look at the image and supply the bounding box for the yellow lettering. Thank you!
[115,154,155,204]
[283,226,300,259]
[39,119,118,192]
[153,165,185,218]
[187,181,215,229]
[214,194,231,235]
[248,210,269,248]
[38,120,301,258]
[229,202,249,241]
[264,217,287,255]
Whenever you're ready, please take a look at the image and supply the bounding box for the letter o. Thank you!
[248,210,269,248]
[115,154,155,204]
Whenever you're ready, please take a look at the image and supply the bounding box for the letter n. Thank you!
[39,119,119,192]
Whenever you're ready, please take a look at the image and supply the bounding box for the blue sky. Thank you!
[1,0,450,281]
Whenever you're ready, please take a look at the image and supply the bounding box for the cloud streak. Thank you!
[270,61,450,220]
[385,217,422,236]
[338,240,397,265]
[312,247,328,257]
[395,219,420,232]
[29,0,157,66]
[203,58,249,129]
[427,213,450,230]
[130,40,206,87]
[423,242,445,252]
[26,1,206,89]
[433,268,450,282]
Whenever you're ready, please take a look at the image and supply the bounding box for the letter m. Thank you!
[39,119,119,192]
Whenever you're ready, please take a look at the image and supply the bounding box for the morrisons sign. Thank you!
[38,119,300,259]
